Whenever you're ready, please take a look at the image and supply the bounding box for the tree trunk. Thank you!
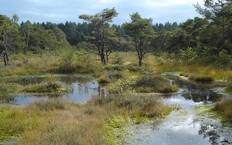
[3,51,8,66]
[100,51,106,65]
[139,58,142,66]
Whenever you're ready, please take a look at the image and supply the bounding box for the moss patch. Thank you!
[195,105,220,119]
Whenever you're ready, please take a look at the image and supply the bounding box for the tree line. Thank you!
[1,0,232,67]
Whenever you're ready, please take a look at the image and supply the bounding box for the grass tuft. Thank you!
[132,74,178,93]
[27,98,66,111]
[214,100,232,124]
[98,70,124,83]
[188,74,214,82]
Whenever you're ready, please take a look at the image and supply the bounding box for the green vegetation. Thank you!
[0,75,71,102]
[195,105,219,119]
[132,74,178,93]
[196,103,232,127]
[0,94,172,144]
[214,100,232,125]
[1,1,232,144]
[157,63,232,81]
[98,70,124,83]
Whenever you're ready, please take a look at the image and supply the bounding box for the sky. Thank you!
[0,0,204,25]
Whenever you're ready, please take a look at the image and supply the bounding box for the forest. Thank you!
[0,0,232,68]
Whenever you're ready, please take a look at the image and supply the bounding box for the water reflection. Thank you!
[127,76,232,145]
[62,80,99,103]
[0,74,104,105]
[10,95,48,105]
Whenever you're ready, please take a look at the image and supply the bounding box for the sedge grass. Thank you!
[131,74,178,93]
[156,63,232,81]
[214,100,232,125]
[1,90,172,145]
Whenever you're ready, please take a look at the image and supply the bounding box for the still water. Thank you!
[0,74,102,105]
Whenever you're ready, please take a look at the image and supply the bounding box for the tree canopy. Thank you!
[123,12,155,66]
[1,4,232,68]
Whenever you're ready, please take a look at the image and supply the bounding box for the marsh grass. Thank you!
[98,70,124,83]
[156,63,232,81]
[1,93,172,145]
[195,103,232,126]
[92,93,172,123]
[0,98,108,145]
[0,76,70,95]
[214,100,232,124]
[188,74,214,82]
[225,85,232,94]
[132,74,178,93]
[195,105,219,119]
[28,98,66,111]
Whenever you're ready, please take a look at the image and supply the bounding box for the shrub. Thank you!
[111,51,123,65]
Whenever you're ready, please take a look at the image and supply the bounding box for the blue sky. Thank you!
[0,0,204,24]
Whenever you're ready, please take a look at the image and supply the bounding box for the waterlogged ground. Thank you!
[1,74,232,144]
[0,74,104,105]
[125,77,232,145]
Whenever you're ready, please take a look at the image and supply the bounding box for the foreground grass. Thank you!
[0,93,172,145]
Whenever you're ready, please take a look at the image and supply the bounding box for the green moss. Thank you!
[180,109,189,116]
[195,105,220,119]
[104,116,129,145]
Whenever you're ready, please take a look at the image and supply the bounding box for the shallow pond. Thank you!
[0,74,104,105]
[126,77,232,145]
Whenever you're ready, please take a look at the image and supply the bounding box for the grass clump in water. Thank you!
[92,93,173,124]
[188,74,214,82]
[131,74,178,93]
[0,76,71,94]
[98,70,124,83]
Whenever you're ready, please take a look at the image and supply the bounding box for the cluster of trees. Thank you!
[1,0,232,67]
[0,14,71,65]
